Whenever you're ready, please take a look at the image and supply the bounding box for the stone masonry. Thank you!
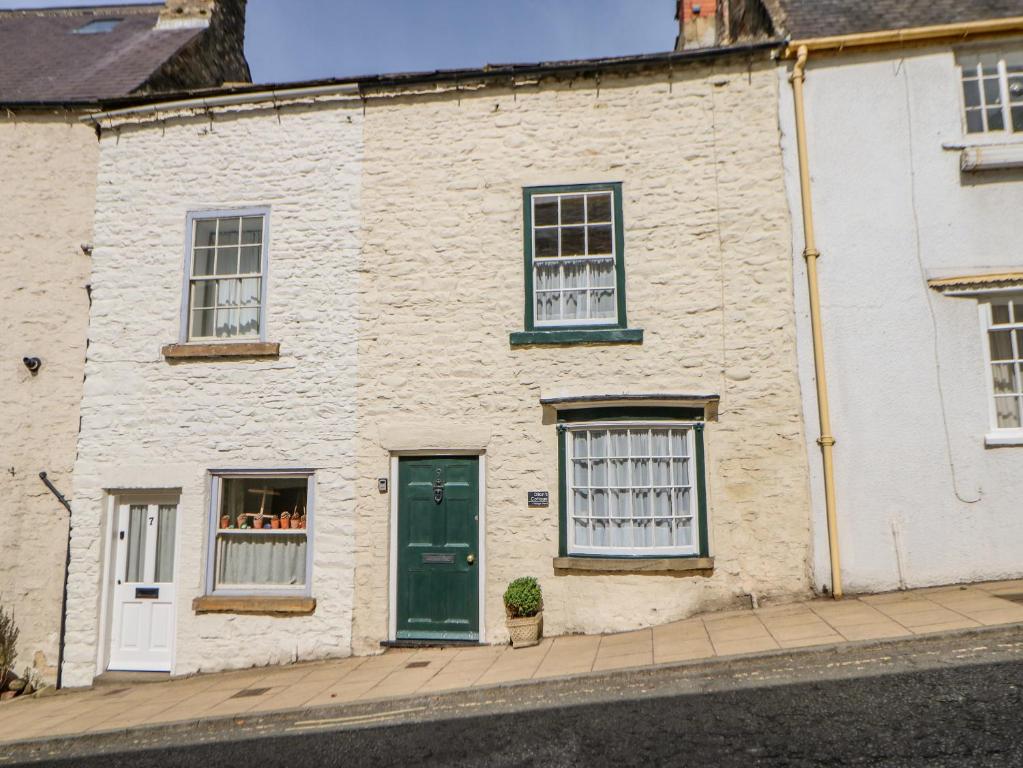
[0,116,96,684]
[63,102,363,687]
[352,56,813,651]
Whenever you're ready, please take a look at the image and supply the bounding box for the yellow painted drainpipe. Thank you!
[784,15,1023,599]
[788,45,842,599]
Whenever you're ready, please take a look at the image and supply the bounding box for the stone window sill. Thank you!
[192,595,315,616]
[509,328,643,346]
[162,341,280,360]
[985,431,1023,447]
[553,556,713,575]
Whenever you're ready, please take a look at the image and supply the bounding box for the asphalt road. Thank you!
[9,628,1023,767]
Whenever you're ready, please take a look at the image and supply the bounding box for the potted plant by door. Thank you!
[504,577,543,649]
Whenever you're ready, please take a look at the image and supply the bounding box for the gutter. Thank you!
[80,40,784,123]
[38,472,72,689]
[782,16,1023,58]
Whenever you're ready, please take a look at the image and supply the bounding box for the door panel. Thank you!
[397,457,479,641]
[109,499,178,672]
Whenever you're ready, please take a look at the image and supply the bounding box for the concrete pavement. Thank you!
[3,579,1023,750]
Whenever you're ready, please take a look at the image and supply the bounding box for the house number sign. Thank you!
[527,491,549,508]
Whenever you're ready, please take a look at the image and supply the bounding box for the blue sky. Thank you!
[4,0,676,84]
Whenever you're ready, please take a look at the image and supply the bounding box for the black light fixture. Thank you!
[23,356,41,373]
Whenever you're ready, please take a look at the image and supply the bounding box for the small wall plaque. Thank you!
[377,478,388,493]
[527,491,549,508]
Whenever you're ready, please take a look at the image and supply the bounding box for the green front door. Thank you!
[396,456,479,641]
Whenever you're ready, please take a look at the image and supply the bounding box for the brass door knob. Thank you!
[467,554,476,565]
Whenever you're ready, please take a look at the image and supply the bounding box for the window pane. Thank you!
[966,109,985,133]
[632,520,650,547]
[983,77,1002,106]
[989,331,1014,361]
[673,459,690,487]
[574,518,589,545]
[611,519,630,547]
[534,228,559,258]
[653,458,671,485]
[214,248,239,276]
[218,217,240,246]
[536,291,558,322]
[654,519,672,547]
[534,197,558,227]
[560,195,585,224]
[216,474,309,575]
[193,248,215,276]
[1010,76,1023,103]
[587,193,612,223]
[992,363,1018,394]
[192,280,216,308]
[240,277,261,305]
[591,289,616,318]
[564,261,586,288]
[631,458,650,485]
[653,488,670,515]
[1013,106,1023,132]
[592,490,608,518]
[215,308,238,337]
[590,430,607,457]
[988,107,1005,131]
[676,518,693,547]
[674,488,691,515]
[563,290,586,319]
[610,489,628,518]
[995,396,1022,428]
[610,458,628,486]
[572,431,588,458]
[963,79,981,108]
[238,308,260,336]
[217,278,239,306]
[591,458,607,486]
[194,219,217,248]
[592,520,607,546]
[588,225,612,254]
[241,217,263,245]
[573,460,588,486]
[191,308,215,338]
[216,534,306,587]
[535,262,560,291]
[561,226,585,256]
[573,489,589,516]
[154,505,176,583]
[651,430,669,456]
[239,245,261,274]
[591,259,614,287]
[125,504,147,583]
[630,430,650,456]
[632,489,650,517]
[611,430,629,457]
[671,430,688,456]
[992,302,1011,324]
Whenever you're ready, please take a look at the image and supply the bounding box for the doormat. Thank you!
[231,687,272,698]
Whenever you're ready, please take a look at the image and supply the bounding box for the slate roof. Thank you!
[0,4,204,103]
[775,0,1023,39]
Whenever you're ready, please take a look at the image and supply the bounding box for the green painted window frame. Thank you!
[514,183,641,347]
[556,415,709,559]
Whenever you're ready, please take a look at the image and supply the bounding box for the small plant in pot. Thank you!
[504,577,543,648]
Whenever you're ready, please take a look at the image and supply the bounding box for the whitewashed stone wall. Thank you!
[352,60,813,651]
[0,115,96,684]
[64,102,363,686]
[779,48,1023,593]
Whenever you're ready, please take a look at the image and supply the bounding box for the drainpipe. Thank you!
[39,472,72,689]
[789,46,843,599]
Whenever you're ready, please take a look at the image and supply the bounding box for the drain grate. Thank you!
[231,687,271,698]
[996,592,1023,605]
[406,661,430,669]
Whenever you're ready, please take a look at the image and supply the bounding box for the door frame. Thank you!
[100,491,182,675]
[387,451,486,643]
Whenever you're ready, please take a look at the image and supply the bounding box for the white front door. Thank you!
[108,498,178,672]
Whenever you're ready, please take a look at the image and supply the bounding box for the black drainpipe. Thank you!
[39,472,71,690]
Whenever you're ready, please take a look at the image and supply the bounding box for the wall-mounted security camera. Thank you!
[23,357,42,374]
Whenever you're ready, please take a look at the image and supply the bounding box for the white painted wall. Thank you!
[779,45,1023,594]
[63,102,363,687]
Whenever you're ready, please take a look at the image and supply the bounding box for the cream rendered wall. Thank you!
[353,60,813,652]
[779,46,1023,593]
[63,102,363,687]
[0,115,95,684]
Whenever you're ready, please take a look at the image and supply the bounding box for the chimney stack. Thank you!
[157,0,217,29]
[675,0,720,50]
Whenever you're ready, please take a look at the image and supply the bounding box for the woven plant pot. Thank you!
[506,612,542,648]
